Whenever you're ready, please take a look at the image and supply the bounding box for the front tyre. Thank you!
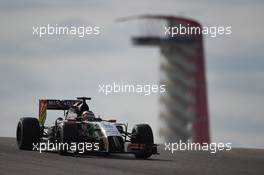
[131,124,154,159]
[16,117,40,150]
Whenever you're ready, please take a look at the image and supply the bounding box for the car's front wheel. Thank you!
[131,124,154,159]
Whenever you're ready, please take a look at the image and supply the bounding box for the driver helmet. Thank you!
[82,111,95,121]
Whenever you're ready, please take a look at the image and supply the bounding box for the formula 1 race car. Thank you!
[16,97,158,159]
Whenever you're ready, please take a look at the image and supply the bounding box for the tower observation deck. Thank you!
[123,15,210,143]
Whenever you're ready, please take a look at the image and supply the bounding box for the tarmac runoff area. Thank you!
[0,137,264,175]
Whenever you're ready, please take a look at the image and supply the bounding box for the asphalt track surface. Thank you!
[0,137,264,175]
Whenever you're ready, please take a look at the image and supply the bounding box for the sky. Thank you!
[0,0,263,148]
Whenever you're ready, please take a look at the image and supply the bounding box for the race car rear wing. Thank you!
[39,99,80,125]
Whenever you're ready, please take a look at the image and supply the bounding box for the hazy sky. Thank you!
[0,0,263,148]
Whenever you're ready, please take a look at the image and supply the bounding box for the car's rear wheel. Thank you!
[131,124,154,159]
[57,130,68,155]
[16,117,40,150]
[57,122,78,155]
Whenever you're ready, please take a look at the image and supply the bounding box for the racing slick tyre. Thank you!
[16,117,40,150]
[131,124,154,159]
[57,122,78,155]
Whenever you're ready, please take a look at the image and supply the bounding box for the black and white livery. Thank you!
[16,97,158,159]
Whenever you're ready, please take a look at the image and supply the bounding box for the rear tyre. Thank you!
[57,130,68,155]
[16,117,40,150]
[131,124,154,159]
[57,122,77,155]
